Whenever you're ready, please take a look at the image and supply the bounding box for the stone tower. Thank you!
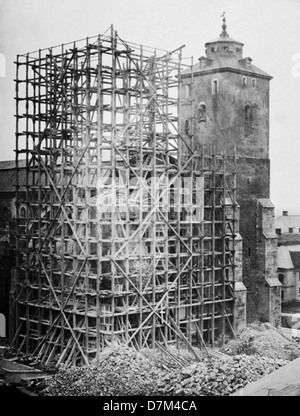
[181,16,281,326]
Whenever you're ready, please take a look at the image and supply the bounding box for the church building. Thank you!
[181,16,281,325]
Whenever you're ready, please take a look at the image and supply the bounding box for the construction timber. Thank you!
[12,27,238,366]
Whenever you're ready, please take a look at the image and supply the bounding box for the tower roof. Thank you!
[182,15,272,79]
[205,14,244,47]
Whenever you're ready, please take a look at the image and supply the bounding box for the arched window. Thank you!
[245,104,251,122]
[252,104,259,127]
[252,78,256,87]
[212,79,218,94]
[20,206,26,218]
[242,76,247,86]
[244,103,252,137]
[197,102,207,123]
[184,119,190,135]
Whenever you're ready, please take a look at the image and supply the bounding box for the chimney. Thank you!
[283,211,288,216]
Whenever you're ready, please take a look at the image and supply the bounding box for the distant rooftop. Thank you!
[0,159,26,193]
[278,233,300,246]
[0,159,26,170]
[275,212,300,234]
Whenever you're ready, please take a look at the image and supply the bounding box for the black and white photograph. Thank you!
[0,0,300,401]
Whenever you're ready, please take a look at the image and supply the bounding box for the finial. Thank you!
[220,12,229,37]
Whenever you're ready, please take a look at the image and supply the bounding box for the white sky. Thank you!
[0,0,300,216]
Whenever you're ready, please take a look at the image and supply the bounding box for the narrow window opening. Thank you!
[197,103,207,123]
[242,76,247,86]
[245,103,252,137]
[184,119,190,135]
[245,104,251,122]
[212,79,218,94]
[289,228,293,233]
[252,78,256,87]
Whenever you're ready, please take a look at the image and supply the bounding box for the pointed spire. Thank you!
[220,12,229,38]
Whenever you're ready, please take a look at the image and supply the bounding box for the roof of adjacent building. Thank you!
[0,160,26,170]
[290,251,300,269]
[278,233,300,246]
[0,159,26,193]
[275,215,300,232]
[277,244,300,269]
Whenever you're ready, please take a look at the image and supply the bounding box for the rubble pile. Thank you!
[38,322,300,396]
[221,321,300,360]
[158,354,288,396]
[45,345,162,396]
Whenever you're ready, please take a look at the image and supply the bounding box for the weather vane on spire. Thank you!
[220,11,228,37]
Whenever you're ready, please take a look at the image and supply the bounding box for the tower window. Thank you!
[197,102,207,123]
[278,274,284,284]
[184,119,190,135]
[242,76,247,86]
[223,46,229,51]
[252,78,256,87]
[212,79,218,94]
[244,103,252,137]
[20,206,26,218]
[289,228,293,233]
[211,46,218,52]
[183,84,191,98]
[236,47,241,53]
[245,104,252,122]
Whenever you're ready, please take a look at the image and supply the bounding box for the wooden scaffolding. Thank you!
[12,27,238,366]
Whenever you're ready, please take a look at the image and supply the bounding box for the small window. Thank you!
[275,228,281,235]
[245,103,252,137]
[224,46,229,52]
[212,79,218,94]
[197,102,206,123]
[278,274,284,284]
[184,84,191,98]
[211,46,218,52]
[184,120,190,135]
[236,47,241,53]
[245,104,251,122]
[252,78,256,87]
[248,247,251,256]
[20,206,26,219]
[289,228,293,233]
[282,290,284,300]
[242,76,247,86]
